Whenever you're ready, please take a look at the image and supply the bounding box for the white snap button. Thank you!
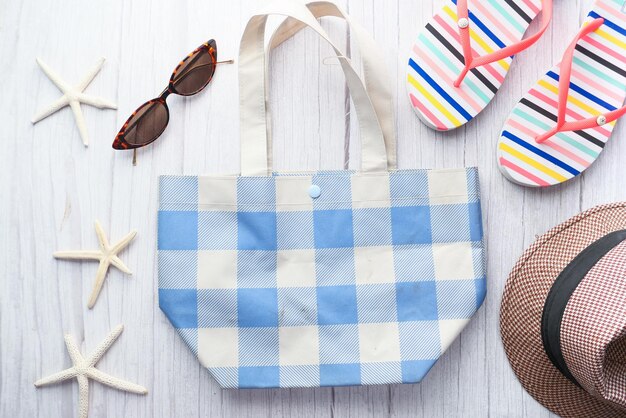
[597,115,607,126]
[458,18,469,29]
[308,184,321,199]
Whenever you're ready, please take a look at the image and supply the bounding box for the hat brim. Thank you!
[500,203,626,418]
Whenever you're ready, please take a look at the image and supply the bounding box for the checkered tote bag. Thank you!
[158,0,486,389]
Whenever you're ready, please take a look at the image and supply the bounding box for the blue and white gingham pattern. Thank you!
[158,168,486,389]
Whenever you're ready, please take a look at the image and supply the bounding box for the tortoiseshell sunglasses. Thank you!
[112,39,232,157]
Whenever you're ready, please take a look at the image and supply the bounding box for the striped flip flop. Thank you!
[407,0,552,131]
[497,0,626,187]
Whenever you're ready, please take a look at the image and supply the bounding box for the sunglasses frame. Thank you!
[112,39,218,150]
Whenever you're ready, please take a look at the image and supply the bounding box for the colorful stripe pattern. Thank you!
[498,0,626,187]
[407,0,543,130]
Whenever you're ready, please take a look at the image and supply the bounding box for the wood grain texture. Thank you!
[1,0,624,416]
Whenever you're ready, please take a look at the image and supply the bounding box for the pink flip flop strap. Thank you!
[454,0,553,87]
[536,17,626,143]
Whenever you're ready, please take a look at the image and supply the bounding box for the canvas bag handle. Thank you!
[267,1,397,170]
[239,0,389,176]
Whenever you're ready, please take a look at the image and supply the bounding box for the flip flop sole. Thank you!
[497,0,626,187]
[406,0,543,131]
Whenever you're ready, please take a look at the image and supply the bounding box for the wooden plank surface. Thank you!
[1,0,623,416]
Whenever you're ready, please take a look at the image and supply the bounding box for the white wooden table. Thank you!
[1,0,623,416]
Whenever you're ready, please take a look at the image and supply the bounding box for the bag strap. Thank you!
[239,0,389,176]
[268,1,397,170]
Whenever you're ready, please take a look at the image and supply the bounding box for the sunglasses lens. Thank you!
[171,44,216,96]
[121,100,169,147]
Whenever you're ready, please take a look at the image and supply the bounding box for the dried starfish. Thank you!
[34,324,147,418]
[31,57,117,146]
[54,220,136,309]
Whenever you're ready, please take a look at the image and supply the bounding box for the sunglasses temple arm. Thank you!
[216,59,234,65]
[132,149,137,166]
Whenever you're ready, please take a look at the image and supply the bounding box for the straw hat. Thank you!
[500,203,626,417]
